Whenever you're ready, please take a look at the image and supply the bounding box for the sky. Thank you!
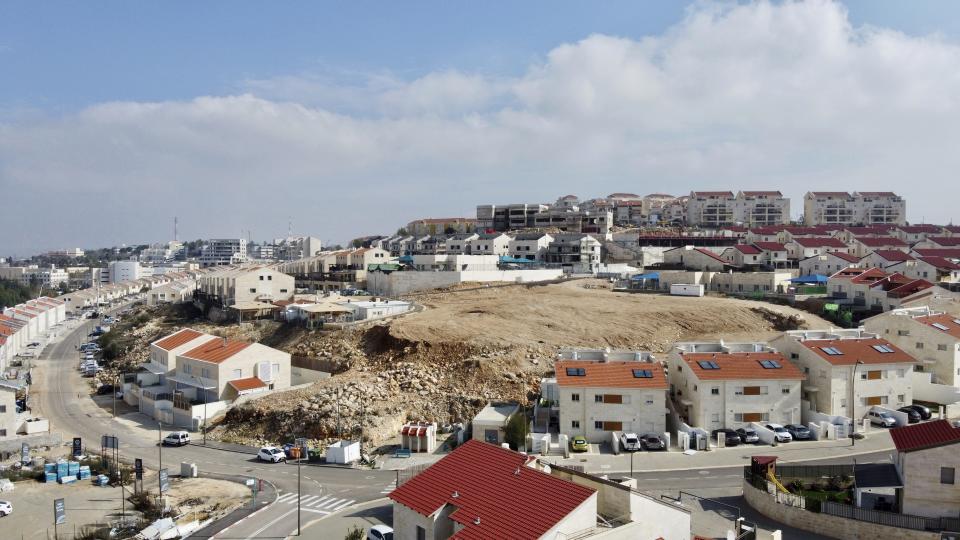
[3,1,960,255]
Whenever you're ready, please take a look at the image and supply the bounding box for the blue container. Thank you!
[45,472,58,483]
[44,463,56,474]
[68,462,80,475]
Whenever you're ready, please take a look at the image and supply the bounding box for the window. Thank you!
[267,275,272,281]
[565,367,585,377]
[941,467,955,485]
[571,393,580,402]
[821,347,843,356]
[632,369,653,378]
[711,387,720,395]
[595,394,604,403]
[602,394,623,404]
[897,394,905,403]
[0,405,5,413]
[898,330,910,336]
[185,364,193,374]
[272,363,280,378]
[416,526,426,540]
[790,353,799,359]
[280,289,288,293]
[571,420,580,429]
[201,368,211,379]
[600,421,622,431]
[711,413,720,423]
[259,276,264,281]
[896,369,905,377]
[595,420,603,429]
[759,359,782,369]
[932,323,950,331]
[782,387,791,394]
[938,344,949,351]
[697,360,720,370]
[249,288,257,293]
[916,342,924,350]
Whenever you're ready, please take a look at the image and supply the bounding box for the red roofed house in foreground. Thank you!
[771,329,918,421]
[388,439,691,539]
[891,420,960,518]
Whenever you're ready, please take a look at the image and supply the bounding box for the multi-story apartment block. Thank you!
[476,203,548,231]
[556,355,668,443]
[195,266,294,307]
[199,238,248,268]
[686,191,736,228]
[734,191,790,227]
[0,265,70,288]
[545,234,602,273]
[864,307,960,386]
[770,329,917,421]
[406,217,476,237]
[667,342,804,430]
[803,191,906,226]
[272,236,323,261]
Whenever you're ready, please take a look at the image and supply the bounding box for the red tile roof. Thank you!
[897,225,942,234]
[679,352,804,381]
[927,237,960,247]
[794,237,848,248]
[227,377,267,392]
[830,252,864,263]
[556,360,668,389]
[917,256,960,271]
[856,191,898,197]
[891,420,960,453]
[740,191,782,197]
[809,192,852,197]
[692,191,734,197]
[855,236,908,248]
[753,242,787,251]
[800,337,917,366]
[914,313,960,340]
[912,248,960,259]
[153,329,207,352]
[871,249,914,262]
[734,244,762,255]
[182,339,251,364]
[388,440,595,540]
[695,248,729,264]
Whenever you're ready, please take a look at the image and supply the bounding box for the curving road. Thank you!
[31,305,394,539]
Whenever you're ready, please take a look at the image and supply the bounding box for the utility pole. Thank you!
[296,436,302,536]
[336,386,341,439]
[157,420,162,475]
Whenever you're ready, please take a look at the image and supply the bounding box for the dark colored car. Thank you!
[639,433,666,451]
[784,424,811,440]
[736,428,760,444]
[711,428,741,447]
[897,407,921,423]
[904,404,932,420]
[96,384,115,395]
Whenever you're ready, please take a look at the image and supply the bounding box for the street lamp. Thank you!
[850,359,865,445]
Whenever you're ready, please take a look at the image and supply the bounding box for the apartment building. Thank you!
[556,357,668,443]
[891,420,960,519]
[667,342,804,430]
[864,307,960,386]
[770,329,916,421]
[195,266,294,307]
[0,265,70,288]
[508,232,553,262]
[406,218,476,237]
[733,191,791,227]
[545,234,601,273]
[271,236,323,261]
[0,381,19,439]
[803,191,906,226]
[685,191,736,228]
[476,203,548,231]
[199,239,248,267]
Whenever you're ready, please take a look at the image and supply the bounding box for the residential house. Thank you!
[195,266,295,307]
[443,233,479,255]
[556,357,668,443]
[146,280,195,306]
[131,329,218,415]
[864,307,960,386]
[467,233,511,257]
[912,237,960,250]
[471,401,521,445]
[508,232,553,262]
[890,420,960,518]
[784,237,850,261]
[171,337,291,403]
[709,271,794,297]
[893,225,943,244]
[833,225,897,244]
[0,381,19,439]
[849,237,910,258]
[799,252,864,277]
[887,257,960,285]
[661,246,728,272]
[827,267,941,312]
[667,342,804,430]
[545,234,601,273]
[724,244,765,269]
[862,250,915,270]
[770,329,917,421]
[911,248,960,261]
[753,242,790,268]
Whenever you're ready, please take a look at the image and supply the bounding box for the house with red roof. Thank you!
[865,307,960,387]
[388,439,691,540]
[668,342,803,430]
[662,246,730,271]
[827,267,946,313]
[784,237,850,261]
[886,256,960,286]
[799,251,864,277]
[771,329,917,421]
[849,236,910,258]
[890,420,960,518]
[892,224,944,244]
[913,236,960,250]
[555,357,668,443]
[862,249,915,270]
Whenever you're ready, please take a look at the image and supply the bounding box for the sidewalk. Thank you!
[547,430,895,474]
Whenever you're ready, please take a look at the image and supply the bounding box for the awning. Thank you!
[230,301,277,311]
[788,274,828,284]
[630,272,660,281]
[141,362,167,375]
[167,374,217,389]
[227,377,268,393]
[499,256,536,264]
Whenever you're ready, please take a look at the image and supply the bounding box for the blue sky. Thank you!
[3,1,960,253]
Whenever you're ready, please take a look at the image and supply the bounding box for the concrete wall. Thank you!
[367,268,563,296]
[743,478,938,540]
[899,443,960,518]
[0,432,62,454]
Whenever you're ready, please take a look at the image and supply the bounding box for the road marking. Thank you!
[298,494,321,506]
[276,492,297,503]
[302,508,331,515]
[309,496,332,507]
[244,507,297,539]
[330,499,356,511]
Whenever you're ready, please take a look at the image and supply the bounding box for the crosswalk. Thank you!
[380,480,397,495]
[274,491,356,515]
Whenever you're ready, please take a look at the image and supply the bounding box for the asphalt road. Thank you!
[30,304,394,539]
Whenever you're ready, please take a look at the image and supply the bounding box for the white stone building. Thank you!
[803,191,906,226]
[891,420,960,519]
[507,232,553,262]
[864,307,960,386]
[199,238,248,267]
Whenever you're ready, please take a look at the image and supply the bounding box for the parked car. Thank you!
[711,428,741,446]
[904,404,932,420]
[736,427,760,444]
[639,433,666,451]
[570,436,589,453]
[867,410,897,428]
[163,432,190,446]
[0,500,11,517]
[258,446,287,462]
[897,407,921,424]
[765,423,793,442]
[620,433,641,452]
[96,384,115,395]
[367,525,394,540]
[784,424,811,440]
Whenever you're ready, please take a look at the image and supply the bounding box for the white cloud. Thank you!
[3,0,960,253]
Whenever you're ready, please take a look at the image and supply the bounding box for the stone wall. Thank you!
[742,479,939,540]
[0,432,63,455]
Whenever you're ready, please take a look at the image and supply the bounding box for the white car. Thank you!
[765,423,793,442]
[163,432,190,446]
[867,410,897,428]
[367,525,393,540]
[257,446,286,463]
[0,500,11,517]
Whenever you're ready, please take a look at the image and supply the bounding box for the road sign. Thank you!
[101,435,118,449]
[135,458,143,480]
[72,437,82,457]
[20,443,29,464]
[159,468,170,492]
[54,498,66,525]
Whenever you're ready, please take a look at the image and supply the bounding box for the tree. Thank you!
[444,226,457,235]
[503,407,528,451]
[395,227,409,236]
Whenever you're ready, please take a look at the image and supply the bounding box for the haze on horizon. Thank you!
[2,0,960,255]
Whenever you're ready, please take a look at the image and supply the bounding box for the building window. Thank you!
[594,421,603,430]
[249,288,256,293]
[416,526,426,540]
[259,276,264,281]
[268,275,272,280]
[0,405,5,413]
[571,393,580,402]
[571,420,580,429]
[897,394,905,403]
[941,467,955,485]
[896,369,905,377]
[711,387,720,395]
[595,394,603,403]
[938,344,948,351]
[916,342,924,350]
[782,387,790,394]
[280,289,288,293]
[898,330,910,336]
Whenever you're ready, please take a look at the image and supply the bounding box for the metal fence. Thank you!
[821,501,929,531]
[396,463,431,487]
